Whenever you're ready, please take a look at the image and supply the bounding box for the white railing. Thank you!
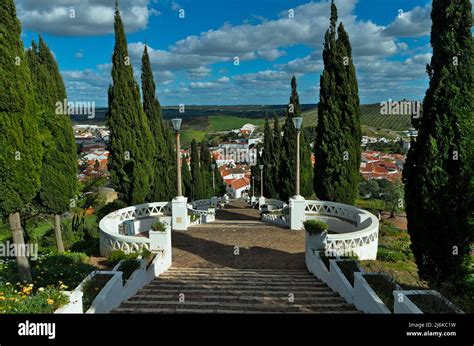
[187,206,216,225]
[191,199,212,209]
[262,212,290,227]
[304,200,379,260]
[264,199,288,209]
[99,202,171,256]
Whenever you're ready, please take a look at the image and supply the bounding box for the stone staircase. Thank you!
[113,267,359,313]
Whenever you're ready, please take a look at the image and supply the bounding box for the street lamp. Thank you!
[171,118,182,197]
[259,164,264,197]
[292,117,303,197]
[210,163,216,196]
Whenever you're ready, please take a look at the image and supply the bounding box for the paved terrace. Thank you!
[172,200,307,269]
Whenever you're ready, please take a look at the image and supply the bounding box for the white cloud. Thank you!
[186,66,212,80]
[16,0,158,36]
[217,76,230,83]
[383,4,432,38]
[74,51,84,59]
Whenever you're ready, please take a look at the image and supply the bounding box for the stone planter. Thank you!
[113,259,147,301]
[354,273,399,314]
[329,260,364,304]
[54,291,83,314]
[305,230,327,252]
[305,250,331,287]
[75,271,123,314]
[393,290,464,314]
[149,225,171,251]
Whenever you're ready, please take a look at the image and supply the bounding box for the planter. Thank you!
[329,259,364,304]
[354,273,399,314]
[305,230,327,252]
[149,225,171,251]
[75,271,123,314]
[113,259,147,301]
[54,291,83,314]
[305,250,331,287]
[393,290,464,314]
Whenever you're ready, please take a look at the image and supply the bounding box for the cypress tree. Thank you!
[314,1,361,205]
[262,118,276,197]
[271,115,282,198]
[107,1,154,205]
[27,37,77,252]
[181,158,192,198]
[300,131,314,197]
[190,139,204,200]
[199,139,213,198]
[141,45,172,202]
[403,0,473,285]
[0,0,42,282]
[279,76,299,201]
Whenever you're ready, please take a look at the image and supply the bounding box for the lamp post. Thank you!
[292,117,303,197]
[259,164,264,197]
[171,118,182,197]
[211,163,216,196]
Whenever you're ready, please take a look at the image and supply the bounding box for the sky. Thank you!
[14,0,465,106]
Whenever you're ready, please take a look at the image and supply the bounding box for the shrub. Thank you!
[377,247,407,262]
[96,199,128,221]
[81,273,113,312]
[106,250,139,267]
[117,260,141,284]
[363,274,397,312]
[304,220,329,234]
[151,221,167,232]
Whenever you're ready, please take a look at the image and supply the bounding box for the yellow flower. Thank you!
[47,299,54,305]
[59,284,68,290]
[0,296,5,301]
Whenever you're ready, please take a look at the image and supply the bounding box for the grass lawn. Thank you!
[180,129,206,145]
[208,115,265,132]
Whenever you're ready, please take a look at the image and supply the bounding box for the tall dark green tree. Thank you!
[314,1,361,205]
[189,139,205,200]
[279,76,301,201]
[199,139,213,198]
[107,2,154,205]
[181,159,192,198]
[262,118,276,197]
[271,115,282,197]
[141,45,173,202]
[403,0,473,285]
[300,131,314,197]
[0,0,42,282]
[27,37,77,252]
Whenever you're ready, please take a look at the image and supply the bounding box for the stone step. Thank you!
[165,268,312,274]
[117,300,356,313]
[112,307,360,314]
[127,295,343,303]
[113,267,358,314]
[137,288,335,295]
[145,282,329,290]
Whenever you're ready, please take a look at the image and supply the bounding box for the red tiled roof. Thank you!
[231,177,250,190]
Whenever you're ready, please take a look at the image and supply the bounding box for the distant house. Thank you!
[228,177,250,198]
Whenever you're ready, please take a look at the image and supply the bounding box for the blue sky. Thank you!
[16,0,446,106]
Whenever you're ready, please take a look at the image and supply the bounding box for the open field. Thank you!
[208,115,266,132]
[301,104,412,131]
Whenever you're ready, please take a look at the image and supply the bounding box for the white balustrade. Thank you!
[99,202,171,256]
